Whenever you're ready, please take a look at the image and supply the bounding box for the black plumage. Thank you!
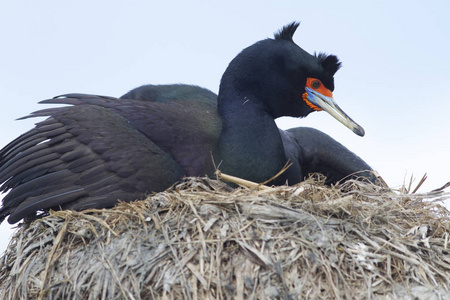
[0,23,376,224]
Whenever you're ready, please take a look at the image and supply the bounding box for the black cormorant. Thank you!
[0,23,377,224]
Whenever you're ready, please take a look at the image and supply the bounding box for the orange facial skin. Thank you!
[301,78,333,111]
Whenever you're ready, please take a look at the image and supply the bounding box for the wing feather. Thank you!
[1,103,184,223]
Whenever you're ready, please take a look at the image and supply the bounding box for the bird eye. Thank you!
[311,80,321,89]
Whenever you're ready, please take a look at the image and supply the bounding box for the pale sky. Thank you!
[1,0,449,252]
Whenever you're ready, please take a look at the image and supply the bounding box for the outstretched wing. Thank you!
[0,103,184,224]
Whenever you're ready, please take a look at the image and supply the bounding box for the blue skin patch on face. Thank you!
[305,87,320,107]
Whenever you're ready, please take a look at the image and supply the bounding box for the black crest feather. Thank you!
[274,22,300,42]
[316,53,342,76]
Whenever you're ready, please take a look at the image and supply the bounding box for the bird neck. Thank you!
[217,90,288,184]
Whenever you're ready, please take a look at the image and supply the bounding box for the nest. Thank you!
[0,176,449,300]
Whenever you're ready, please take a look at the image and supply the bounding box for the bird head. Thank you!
[218,22,365,137]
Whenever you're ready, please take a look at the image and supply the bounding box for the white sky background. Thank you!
[0,0,449,252]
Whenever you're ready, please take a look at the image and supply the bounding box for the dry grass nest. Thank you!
[0,175,450,300]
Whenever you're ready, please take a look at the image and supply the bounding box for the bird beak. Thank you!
[304,87,365,137]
